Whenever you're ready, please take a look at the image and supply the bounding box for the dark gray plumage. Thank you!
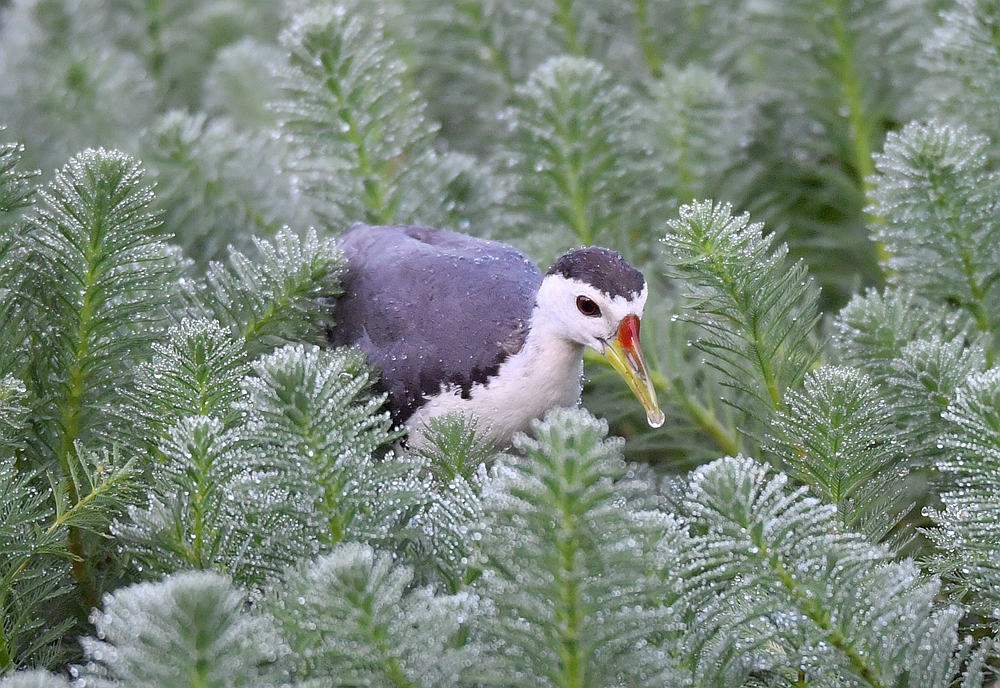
[329,224,543,423]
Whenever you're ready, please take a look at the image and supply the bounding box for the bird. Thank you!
[328,223,664,447]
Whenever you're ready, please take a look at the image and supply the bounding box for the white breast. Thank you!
[405,315,585,447]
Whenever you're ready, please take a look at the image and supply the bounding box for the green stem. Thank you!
[462,0,514,86]
[775,565,886,688]
[555,125,593,245]
[706,250,783,411]
[634,0,662,79]
[827,0,886,264]
[566,169,592,246]
[831,4,874,188]
[145,0,166,81]
[674,109,697,203]
[557,491,585,688]
[0,461,132,668]
[57,235,102,611]
[283,398,346,545]
[554,0,583,56]
[343,109,392,224]
[666,375,741,457]
[959,251,996,367]
[241,297,287,344]
[356,592,413,688]
[756,539,887,688]
[319,51,392,224]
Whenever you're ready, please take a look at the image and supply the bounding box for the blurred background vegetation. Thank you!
[0,0,989,470]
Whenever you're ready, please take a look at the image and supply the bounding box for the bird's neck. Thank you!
[510,305,586,396]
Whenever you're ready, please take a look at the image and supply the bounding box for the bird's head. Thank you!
[539,247,665,428]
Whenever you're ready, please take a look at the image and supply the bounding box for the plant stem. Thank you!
[318,49,393,224]
[557,481,585,688]
[57,230,102,611]
[666,375,742,457]
[555,120,593,245]
[960,250,996,367]
[554,0,583,56]
[827,0,887,264]
[461,0,514,86]
[634,0,662,79]
[706,249,783,411]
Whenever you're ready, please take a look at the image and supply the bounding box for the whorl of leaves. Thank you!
[662,200,820,422]
[870,122,1000,354]
[680,456,967,687]
[80,571,286,688]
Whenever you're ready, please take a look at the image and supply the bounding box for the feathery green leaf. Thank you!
[471,408,685,687]
[80,571,286,687]
[662,200,821,424]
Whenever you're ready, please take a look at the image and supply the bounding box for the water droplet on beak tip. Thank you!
[646,409,665,428]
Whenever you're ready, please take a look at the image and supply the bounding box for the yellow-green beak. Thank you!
[603,314,664,428]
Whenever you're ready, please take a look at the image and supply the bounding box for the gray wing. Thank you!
[329,224,543,423]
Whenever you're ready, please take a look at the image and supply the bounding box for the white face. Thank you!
[534,274,648,352]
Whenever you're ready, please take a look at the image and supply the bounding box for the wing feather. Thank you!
[329,224,542,422]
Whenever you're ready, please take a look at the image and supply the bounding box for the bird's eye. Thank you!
[576,296,601,317]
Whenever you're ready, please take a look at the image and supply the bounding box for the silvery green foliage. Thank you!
[0,147,180,650]
[97,0,283,112]
[834,289,972,380]
[634,0,743,72]
[270,543,477,686]
[679,456,967,686]
[886,335,987,462]
[277,1,481,230]
[20,149,180,456]
[0,139,34,362]
[0,0,155,175]
[80,571,286,688]
[0,453,69,673]
[403,0,520,153]
[763,366,907,541]
[237,344,421,550]
[0,141,36,215]
[0,441,135,671]
[662,201,820,424]
[0,0,283,175]
[407,414,495,591]
[470,408,686,687]
[727,0,931,302]
[0,671,68,688]
[184,226,344,354]
[202,39,287,129]
[120,343,408,586]
[9,149,180,611]
[114,415,305,586]
[406,0,650,153]
[118,319,265,582]
[647,64,752,204]
[0,0,295,260]
[132,318,250,436]
[925,368,1000,619]
[139,111,307,265]
[0,376,28,454]
[502,56,658,264]
[919,0,1000,161]
[869,122,1000,361]
[738,0,928,160]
